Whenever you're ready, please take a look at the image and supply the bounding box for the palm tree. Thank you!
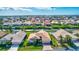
[33,39,38,46]
[64,35,78,50]
[5,40,12,48]
[75,33,79,37]
[65,35,72,43]
[59,35,64,46]
[9,26,13,33]
[0,25,3,31]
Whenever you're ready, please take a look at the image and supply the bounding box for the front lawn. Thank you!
[18,46,42,51]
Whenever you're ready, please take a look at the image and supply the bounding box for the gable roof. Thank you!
[28,30,51,43]
[53,29,78,40]
[0,31,7,37]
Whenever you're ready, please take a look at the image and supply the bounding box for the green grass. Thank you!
[18,46,42,51]
[51,24,79,29]
[49,33,59,47]
[0,44,12,51]
[0,47,10,51]
[18,31,61,51]
[1,24,79,30]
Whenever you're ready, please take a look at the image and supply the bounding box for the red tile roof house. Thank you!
[28,30,51,44]
[27,30,53,51]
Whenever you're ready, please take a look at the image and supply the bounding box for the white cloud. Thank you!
[0,7,6,10]
[0,7,14,10]
[35,7,53,11]
[17,7,32,11]
[0,7,33,12]
[0,7,56,13]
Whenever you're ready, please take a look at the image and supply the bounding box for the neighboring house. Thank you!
[0,31,26,49]
[52,29,78,41]
[0,34,13,46]
[11,30,26,45]
[4,30,26,51]
[52,29,79,46]
[8,30,26,51]
[0,34,13,41]
[0,31,7,38]
[73,30,79,35]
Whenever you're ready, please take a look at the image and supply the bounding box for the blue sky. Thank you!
[0,7,79,15]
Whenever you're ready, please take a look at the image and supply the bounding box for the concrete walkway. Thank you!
[8,45,19,51]
[42,45,53,51]
[72,40,79,47]
[42,36,53,51]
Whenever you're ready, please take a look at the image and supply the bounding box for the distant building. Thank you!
[51,20,59,24]
[43,20,51,26]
